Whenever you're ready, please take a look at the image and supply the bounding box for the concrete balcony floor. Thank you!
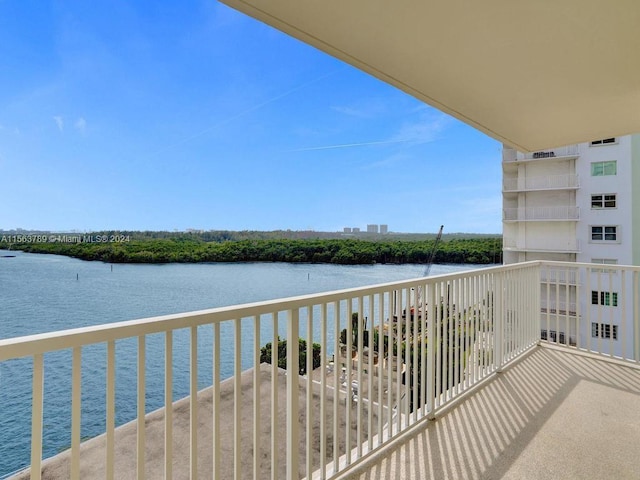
[10,346,640,479]
[347,346,640,480]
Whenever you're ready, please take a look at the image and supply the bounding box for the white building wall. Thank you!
[503,135,638,359]
[576,137,634,266]
[504,136,636,266]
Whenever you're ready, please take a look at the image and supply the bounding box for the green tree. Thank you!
[260,337,322,375]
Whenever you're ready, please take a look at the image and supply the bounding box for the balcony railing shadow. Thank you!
[352,346,640,480]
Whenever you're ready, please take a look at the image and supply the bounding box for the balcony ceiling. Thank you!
[219,0,640,152]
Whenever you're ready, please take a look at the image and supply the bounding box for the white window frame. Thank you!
[590,160,617,176]
[591,193,617,209]
[590,225,619,242]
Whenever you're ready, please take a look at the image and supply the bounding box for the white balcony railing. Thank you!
[540,265,580,285]
[503,145,580,162]
[502,148,517,163]
[540,300,578,316]
[503,239,581,253]
[540,261,640,358]
[1,261,639,479]
[503,174,579,192]
[503,206,580,221]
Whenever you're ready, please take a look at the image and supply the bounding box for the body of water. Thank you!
[0,250,491,477]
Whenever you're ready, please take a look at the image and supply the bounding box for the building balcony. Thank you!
[503,145,580,163]
[503,206,579,222]
[503,239,581,254]
[502,174,579,192]
[541,300,578,317]
[1,261,640,479]
[540,263,581,285]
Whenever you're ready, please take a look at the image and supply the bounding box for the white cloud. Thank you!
[53,116,64,132]
[290,110,452,155]
[289,138,412,153]
[364,153,412,169]
[409,103,431,114]
[389,112,451,146]
[331,98,387,119]
[331,105,371,118]
[289,108,453,155]
[75,117,86,133]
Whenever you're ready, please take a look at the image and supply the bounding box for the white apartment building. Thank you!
[503,134,640,355]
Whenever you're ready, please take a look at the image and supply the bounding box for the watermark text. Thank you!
[1,234,131,244]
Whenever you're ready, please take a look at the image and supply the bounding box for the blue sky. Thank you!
[0,1,502,234]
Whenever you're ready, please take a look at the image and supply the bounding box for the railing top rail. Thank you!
[517,173,577,179]
[15,259,633,362]
[503,205,578,210]
[0,262,539,360]
[539,260,640,271]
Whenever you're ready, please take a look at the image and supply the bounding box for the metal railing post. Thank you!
[535,264,542,345]
[426,284,436,419]
[634,271,640,362]
[30,354,44,480]
[495,273,504,372]
[286,308,300,479]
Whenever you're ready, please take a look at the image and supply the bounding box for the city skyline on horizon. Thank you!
[0,225,500,235]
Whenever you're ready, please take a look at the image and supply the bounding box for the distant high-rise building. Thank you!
[367,224,379,233]
[343,227,352,233]
[380,224,388,234]
[352,227,361,233]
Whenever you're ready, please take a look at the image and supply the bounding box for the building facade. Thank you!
[502,134,640,355]
[503,134,640,266]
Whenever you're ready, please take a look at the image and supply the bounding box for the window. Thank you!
[591,290,618,306]
[591,225,618,241]
[590,138,616,146]
[532,151,555,159]
[591,194,616,209]
[591,161,617,176]
[540,330,566,343]
[591,258,618,273]
[591,322,618,340]
[591,258,618,265]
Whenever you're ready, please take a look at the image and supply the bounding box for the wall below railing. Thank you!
[1,260,638,479]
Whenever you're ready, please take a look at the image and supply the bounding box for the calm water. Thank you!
[0,250,489,477]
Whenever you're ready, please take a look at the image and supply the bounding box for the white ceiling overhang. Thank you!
[220,0,640,151]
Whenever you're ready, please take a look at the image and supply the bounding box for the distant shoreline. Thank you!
[2,236,502,265]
